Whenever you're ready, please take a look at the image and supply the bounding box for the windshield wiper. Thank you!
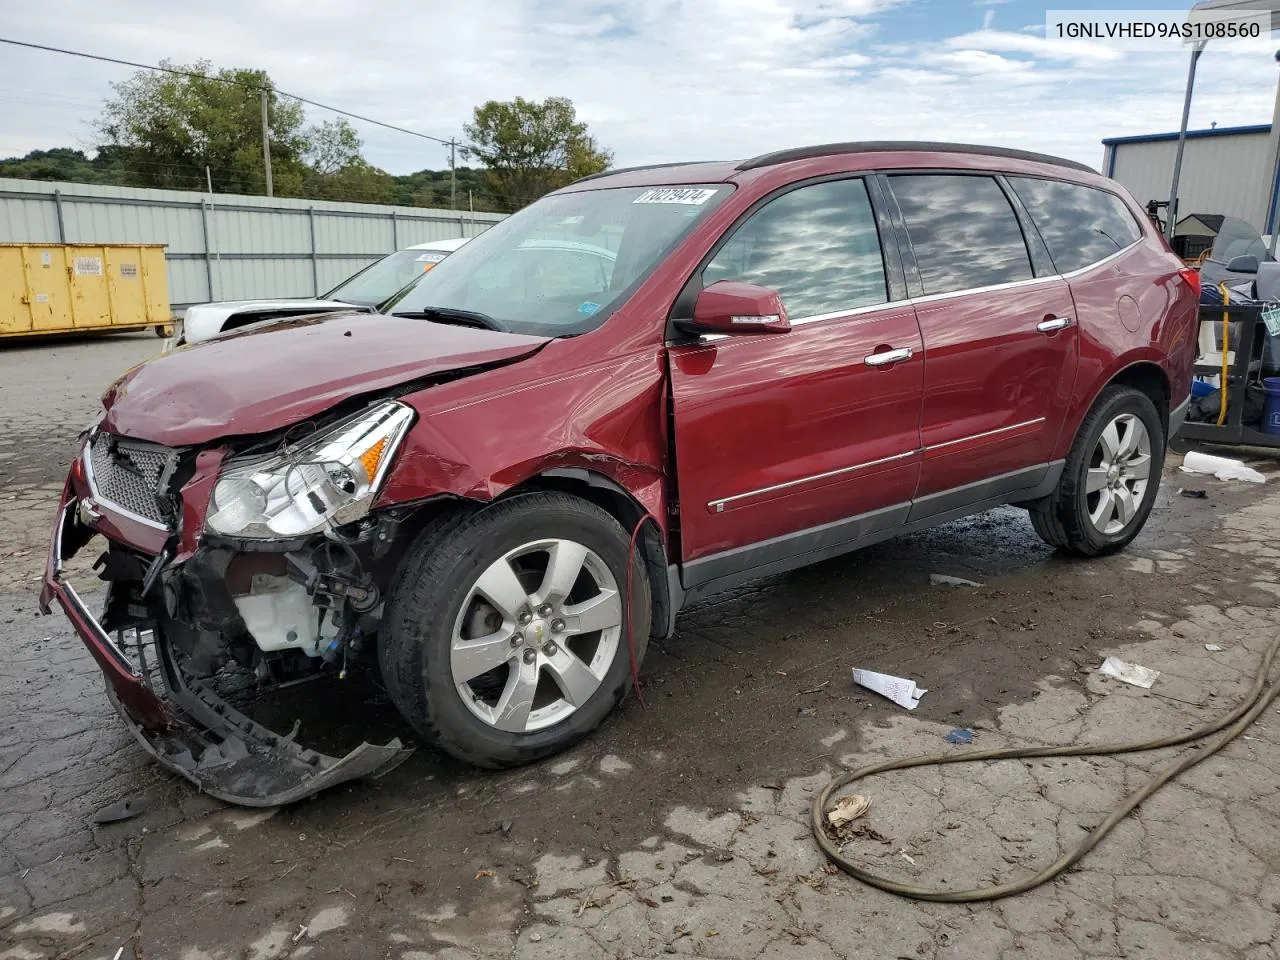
[390,306,505,331]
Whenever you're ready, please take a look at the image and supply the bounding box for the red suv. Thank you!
[40,142,1199,804]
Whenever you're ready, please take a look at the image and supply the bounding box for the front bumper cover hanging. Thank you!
[40,493,413,807]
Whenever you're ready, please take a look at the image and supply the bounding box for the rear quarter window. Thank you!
[1008,178,1143,274]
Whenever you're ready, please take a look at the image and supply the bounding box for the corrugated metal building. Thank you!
[0,178,505,309]
[1101,124,1277,233]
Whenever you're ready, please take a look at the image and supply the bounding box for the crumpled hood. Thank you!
[102,312,549,446]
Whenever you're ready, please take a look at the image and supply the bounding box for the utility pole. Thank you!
[449,138,457,210]
[260,88,274,198]
[1167,41,1204,240]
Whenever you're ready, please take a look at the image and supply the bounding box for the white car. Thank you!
[174,237,472,346]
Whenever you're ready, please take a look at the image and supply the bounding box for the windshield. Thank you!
[1209,217,1273,265]
[325,248,452,305]
[383,184,731,336]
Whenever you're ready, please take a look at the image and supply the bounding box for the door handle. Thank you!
[1036,316,1073,333]
[864,347,913,367]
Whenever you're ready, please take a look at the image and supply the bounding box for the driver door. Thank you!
[668,177,924,588]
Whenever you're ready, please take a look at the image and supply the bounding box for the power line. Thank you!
[0,37,458,148]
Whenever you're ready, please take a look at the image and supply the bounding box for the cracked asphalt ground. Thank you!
[2,332,1280,960]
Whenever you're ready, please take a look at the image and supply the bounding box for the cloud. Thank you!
[0,0,1276,181]
[945,28,1122,63]
[983,9,994,29]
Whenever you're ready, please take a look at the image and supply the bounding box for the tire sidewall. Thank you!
[1069,389,1165,553]
[404,498,648,766]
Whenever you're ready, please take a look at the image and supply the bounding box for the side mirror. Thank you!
[676,281,791,336]
[1227,254,1260,274]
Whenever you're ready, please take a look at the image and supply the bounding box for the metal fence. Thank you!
[0,178,505,309]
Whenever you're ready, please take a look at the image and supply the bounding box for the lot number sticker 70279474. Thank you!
[633,187,718,205]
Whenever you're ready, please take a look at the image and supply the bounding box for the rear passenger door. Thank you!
[885,173,1079,513]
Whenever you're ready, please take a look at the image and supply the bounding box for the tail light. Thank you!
[1178,267,1201,300]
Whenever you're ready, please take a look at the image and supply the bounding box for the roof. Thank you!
[1176,213,1227,233]
[1189,0,1280,31]
[735,141,1094,173]
[1102,124,1271,146]
[567,141,1096,191]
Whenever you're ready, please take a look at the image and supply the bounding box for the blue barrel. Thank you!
[1264,377,1280,435]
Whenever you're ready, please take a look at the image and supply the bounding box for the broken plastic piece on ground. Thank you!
[852,668,927,710]
[91,796,148,824]
[945,727,974,744]
[827,794,872,829]
[1099,656,1160,689]
[1205,643,1224,652]
[1180,450,1266,484]
[1179,488,1208,499]
[929,573,983,587]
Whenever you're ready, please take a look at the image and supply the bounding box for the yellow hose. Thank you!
[1218,282,1230,426]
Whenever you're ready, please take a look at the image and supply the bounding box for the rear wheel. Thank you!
[379,493,649,768]
[1029,385,1165,556]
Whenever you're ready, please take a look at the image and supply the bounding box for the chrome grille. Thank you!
[87,435,173,527]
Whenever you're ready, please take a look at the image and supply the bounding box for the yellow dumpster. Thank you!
[0,243,172,340]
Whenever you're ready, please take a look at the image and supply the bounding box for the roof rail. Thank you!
[571,161,718,185]
[735,141,1095,175]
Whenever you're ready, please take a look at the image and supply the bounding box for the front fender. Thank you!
[376,348,670,535]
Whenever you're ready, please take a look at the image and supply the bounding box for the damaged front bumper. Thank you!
[39,483,412,807]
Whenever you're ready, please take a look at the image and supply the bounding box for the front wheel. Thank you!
[379,493,650,769]
[1029,385,1165,556]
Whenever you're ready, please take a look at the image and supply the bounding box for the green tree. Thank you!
[0,147,126,184]
[304,119,363,175]
[95,62,409,205]
[300,119,396,202]
[99,60,310,194]
[463,96,612,211]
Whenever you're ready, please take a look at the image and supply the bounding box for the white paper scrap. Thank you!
[1181,450,1266,484]
[853,668,928,710]
[1205,644,1224,652]
[930,573,983,587]
[1099,656,1160,689]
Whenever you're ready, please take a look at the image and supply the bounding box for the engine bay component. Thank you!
[232,574,339,655]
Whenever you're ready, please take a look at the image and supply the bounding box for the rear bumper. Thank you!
[39,485,413,807]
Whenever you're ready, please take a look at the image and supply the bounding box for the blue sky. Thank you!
[1,0,1277,176]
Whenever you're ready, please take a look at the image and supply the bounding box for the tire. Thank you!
[1029,385,1165,557]
[379,492,650,769]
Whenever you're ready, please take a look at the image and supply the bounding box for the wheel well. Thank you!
[505,469,676,639]
[1107,362,1170,433]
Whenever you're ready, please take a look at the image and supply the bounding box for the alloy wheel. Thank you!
[450,538,622,733]
[1085,413,1152,535]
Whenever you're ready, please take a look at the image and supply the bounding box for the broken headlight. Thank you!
[205,402,415,539]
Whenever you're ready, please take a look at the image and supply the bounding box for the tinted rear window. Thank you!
[889,174,1033,296]
[1009,178,1143,273]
